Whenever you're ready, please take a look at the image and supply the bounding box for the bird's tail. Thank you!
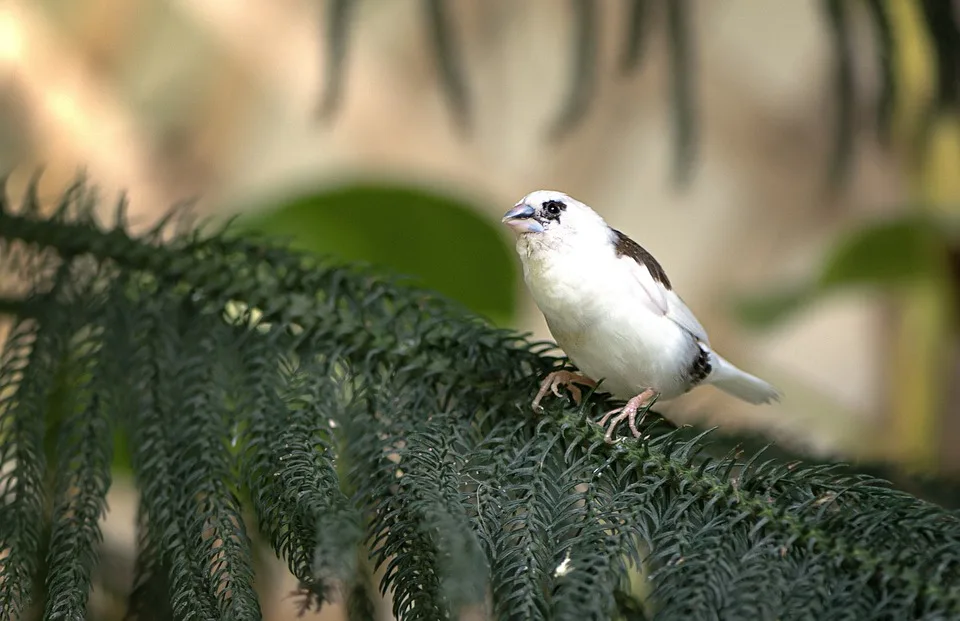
[706,352,781,405]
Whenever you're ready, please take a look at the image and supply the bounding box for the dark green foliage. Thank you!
[239,352,360,605]
[42,266,116,620]
[5,178,960,620]
[122,294,261,620]
[0,317,50,615]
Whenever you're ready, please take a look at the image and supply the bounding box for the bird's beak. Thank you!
[501,203,544,234]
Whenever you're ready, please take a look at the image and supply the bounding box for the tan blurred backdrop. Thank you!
[1,0,945,618]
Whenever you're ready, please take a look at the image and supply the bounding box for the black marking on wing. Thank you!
[612,229,672,290]
[686,344,712,388]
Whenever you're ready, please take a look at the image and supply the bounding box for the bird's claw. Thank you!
[596,388,657,443]
[531,370,597,412]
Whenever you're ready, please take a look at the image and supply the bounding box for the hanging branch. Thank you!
[318,0,357,119]
[865,0,896,146]
[913,0,960,167]
[620,0,652,74]
[548,0,600,141]
[423,0,471,133]
[665,0,697,187]
[823,0,856,191]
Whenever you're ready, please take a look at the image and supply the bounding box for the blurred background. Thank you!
[2,0,959,618]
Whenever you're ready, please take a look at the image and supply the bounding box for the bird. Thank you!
[501,189,781,442]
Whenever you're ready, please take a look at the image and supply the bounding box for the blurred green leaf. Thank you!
[241,183,517,324]
[736,214,953,328]
[817,215,948,288]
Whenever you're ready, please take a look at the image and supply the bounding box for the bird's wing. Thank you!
[618,253,711,346]
[664,289,711,346]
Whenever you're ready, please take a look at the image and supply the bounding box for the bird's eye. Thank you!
[542,200,566,218]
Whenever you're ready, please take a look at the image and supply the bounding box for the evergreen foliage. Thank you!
[3,178,960,620]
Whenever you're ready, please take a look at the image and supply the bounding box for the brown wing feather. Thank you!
[612,229,672,290]
[613,228,712,384]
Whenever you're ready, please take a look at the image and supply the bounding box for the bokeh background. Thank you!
[2,0,959,618]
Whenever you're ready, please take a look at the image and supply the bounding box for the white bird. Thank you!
[502,190,781,442]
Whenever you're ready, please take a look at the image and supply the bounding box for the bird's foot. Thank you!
[596,388,658,443]
[531,370,597,412]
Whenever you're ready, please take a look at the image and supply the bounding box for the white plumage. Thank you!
[502,190,780,440]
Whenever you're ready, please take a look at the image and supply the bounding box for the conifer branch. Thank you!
[3,179,960,619]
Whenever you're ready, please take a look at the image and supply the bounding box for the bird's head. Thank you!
[501,190,610,247]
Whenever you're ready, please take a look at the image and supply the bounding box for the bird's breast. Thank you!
[519,244,696,399]
[520,243,614,322]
